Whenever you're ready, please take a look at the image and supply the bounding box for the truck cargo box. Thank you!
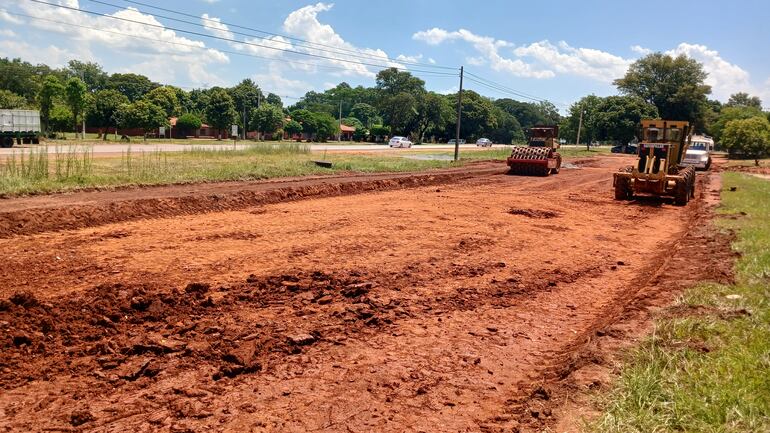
[0,109,41,133]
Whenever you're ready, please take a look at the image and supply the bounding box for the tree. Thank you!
[250,104,284,139]
[494,99,547,129]
[455,90,497,141]
[488,108,525,144]
[592,96,659,145]
[535,101,561,125]
[614,53,711,128]
[0,89,29,109]
[414,92,453,143]
[313,112,339,142]
[67,60,108,92]
[49,105,73,134]
[0,58,63,104]
[114,100,168,140]
[711,106,765,142]
[38,76,65,134]
[175,113,202,136]
[144,86,180,118]
[87,89,130,139]
[284,120,303,141]
[375,68,426,98]
[380,92,419,135]
[350,103,380,128]
[726,92,762,110]
[721,116,770,165]
[107,73,157,102]
[228,79,263,133]
[204,87,237,139]
[560,95,604,144]
[266,93,283,108]
[65,78,88,138]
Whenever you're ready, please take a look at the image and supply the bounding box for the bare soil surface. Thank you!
[0,155,729,432]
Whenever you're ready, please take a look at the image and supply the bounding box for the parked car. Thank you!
[448,139,466,145]
[611,144,638,154]
[388,136,413,148]
[476,138,492,147]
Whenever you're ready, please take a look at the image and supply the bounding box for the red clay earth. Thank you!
[0,155,730,432]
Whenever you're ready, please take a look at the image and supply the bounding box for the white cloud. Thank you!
[513,40,631,82]
[281,3,403,78]
[396,54,423,63]
[0,8,22,24]
[201,13,234,40]
[631,45,652,55]
[666,43,752,101]
[12,0,229,86]
[0,28,16,37]
[414,28,555,79]
[0,39,88,67]
[253,63,316,96]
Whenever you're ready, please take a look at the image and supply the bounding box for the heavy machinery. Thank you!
[1,109,41,148]
[613,119,696,206]
[506,125,562,176]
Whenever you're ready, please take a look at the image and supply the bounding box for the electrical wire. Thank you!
[98,0,456,71]
[24,0,459,77]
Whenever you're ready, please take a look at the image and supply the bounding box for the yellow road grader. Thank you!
[613,119,696,206]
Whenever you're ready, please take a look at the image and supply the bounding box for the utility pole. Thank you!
[243,106,247,140]
[575,108,584,149]
[454,66,464,162]
[338,100,342,142]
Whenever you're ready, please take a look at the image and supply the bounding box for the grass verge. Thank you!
[591,172,770,433]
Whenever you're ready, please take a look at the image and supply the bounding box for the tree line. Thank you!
[0,58,560,143]
[1,54,768,157]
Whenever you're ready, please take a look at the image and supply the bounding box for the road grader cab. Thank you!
[613,119,696,206]
[506,125,562,176]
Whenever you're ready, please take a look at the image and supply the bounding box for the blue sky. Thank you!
[1,0,769,111]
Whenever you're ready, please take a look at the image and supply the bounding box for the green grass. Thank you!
[0,143,469,196]
[591,172,770,433]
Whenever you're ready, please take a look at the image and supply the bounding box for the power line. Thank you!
[464,71,546,102]
[25,0,459,77]
[102,0,456,71]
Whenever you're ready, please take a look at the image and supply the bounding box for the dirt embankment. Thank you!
[0,155,734,432]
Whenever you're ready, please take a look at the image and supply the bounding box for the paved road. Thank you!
[0,142,515,155]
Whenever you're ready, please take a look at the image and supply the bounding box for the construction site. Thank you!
[0,146,740,432]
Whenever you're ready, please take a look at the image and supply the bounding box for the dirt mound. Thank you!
[0,164,502,238]
[0,270,397,391]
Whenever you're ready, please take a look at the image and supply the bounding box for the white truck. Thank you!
[1,109,41,148]
[681,134,714,170]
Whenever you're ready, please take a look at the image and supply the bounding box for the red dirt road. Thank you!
[0,156,724,432]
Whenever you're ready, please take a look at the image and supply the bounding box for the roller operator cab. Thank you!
[613,119,696,206]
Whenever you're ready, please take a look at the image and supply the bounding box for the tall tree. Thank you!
[87,89,130,139]
[721,116,770,165]
[350,103,380,128]
[65,77,88,138]
[0,89,29,109]
[559,95,603,144]
[144,86,180,118]
[266,93,283,108]
[380,92,418,136]
[494,99,547,129]
[710,106,766,142]
[614,53,711,128]
[107,73,157,102]
[114,100,168,141]
[592,96,659,144]
[414,92,453,143]
[67,60,108,92]
[228,79,263,133]
[250,104,284,139]
[204,87,237,139]
[38,76,65,133]
[375,68,426,98]
[726,92,763,110]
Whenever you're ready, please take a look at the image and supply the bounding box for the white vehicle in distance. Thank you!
[388,136,413,148]
[448,138,466,145]
[476,138,492,147]
[682,134,714,170]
